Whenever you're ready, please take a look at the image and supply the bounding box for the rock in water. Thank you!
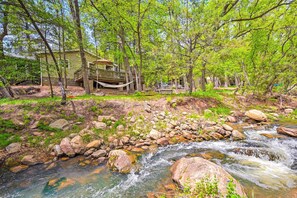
[60,138,75,157]
[231,130,246,140]
[277,127,297,137]
[91,150,107,158]
[222,124,233,131]
[21,155,40,166]
[70,135,85,154]
[108,150,135,173]
[43,177,77,195]
[245,109,267,121]
[6,143,21,154]
[10,165,28,173]
[49,119,69,130]
[170,157,246,197]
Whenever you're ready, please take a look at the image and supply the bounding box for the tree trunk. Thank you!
[188,64,193,94]
[134,66,139,91]
[60,0,67,88]
[0,6,8,59]
[136,0,143,91]
[183,75,188,91]
[0,75,14,98]
[201,61,206,91]
[62,28,67,88]
[44,30,53,98]
[18,0,66,104]
[0,38,5,59]
[68,0,91,94]
[119,27,134,92]
[224,73,229,87]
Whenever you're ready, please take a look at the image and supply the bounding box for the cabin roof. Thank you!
[35,49,101,59]
[93,59,113,65]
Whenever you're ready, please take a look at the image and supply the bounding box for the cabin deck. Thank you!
[74,68,126,83]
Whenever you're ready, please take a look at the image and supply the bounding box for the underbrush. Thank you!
[0,118,21,132]
[204,106,231,122]
[0,133,21,149]
[178,177,242,198]
[189,90,222,101]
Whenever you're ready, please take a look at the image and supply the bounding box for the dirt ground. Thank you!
[11,85,129,98]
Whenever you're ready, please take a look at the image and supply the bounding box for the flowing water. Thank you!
[1,126,297,198]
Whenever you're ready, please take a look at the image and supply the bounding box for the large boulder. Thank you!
[49,119,69,130]
[60,138,75,157]
[245,110,267,121]
[108,150,135,173]
[70,135,85,154]
[6,143,21,154]
[170,157,246,197]
[277,127,297,138]
[149,129,162,140]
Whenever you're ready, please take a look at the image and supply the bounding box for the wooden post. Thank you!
[118,82,123,91]
[88,80,94,93]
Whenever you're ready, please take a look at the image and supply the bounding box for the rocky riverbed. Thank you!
[0,96,296,197]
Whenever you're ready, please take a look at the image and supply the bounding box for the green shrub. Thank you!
[209,106,231,116]
[191,90,222,100]
[0,133,21,149]
[37,121,62,132]
[0,118,20,132]
[113,117,126,128]
[226,179,241,198]
[180,177,219,197]
[179,177,244,198]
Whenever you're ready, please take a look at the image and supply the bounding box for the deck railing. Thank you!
[74,67,126,83]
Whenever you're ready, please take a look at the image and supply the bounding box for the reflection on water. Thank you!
[0,126,296,198]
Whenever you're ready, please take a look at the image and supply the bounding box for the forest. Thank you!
[1,0,296,99]
[1,1,297,198]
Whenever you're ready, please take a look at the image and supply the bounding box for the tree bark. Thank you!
[0,5,8,59]
[201,61,206,91]
[18,0,66,105]
[0,75,14,98]
[136,0,143,91]
[224,73,229,87]
[68,0,91,94]
[119,27,134,92]
[44,30,53,98]
[60,0,67,88]
[188,63,193,94]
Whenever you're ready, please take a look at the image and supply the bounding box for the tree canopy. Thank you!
[1,0,296,96]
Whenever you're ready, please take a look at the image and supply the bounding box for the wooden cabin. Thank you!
[36,50,126,89]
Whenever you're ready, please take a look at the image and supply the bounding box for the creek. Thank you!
[0,126,296,198]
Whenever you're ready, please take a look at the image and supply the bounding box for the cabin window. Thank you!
[59,59,70,69]
[106,65,113,71]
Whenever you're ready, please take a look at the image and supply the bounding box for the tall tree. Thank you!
[68,0,91,94]
[17,0,67,104]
